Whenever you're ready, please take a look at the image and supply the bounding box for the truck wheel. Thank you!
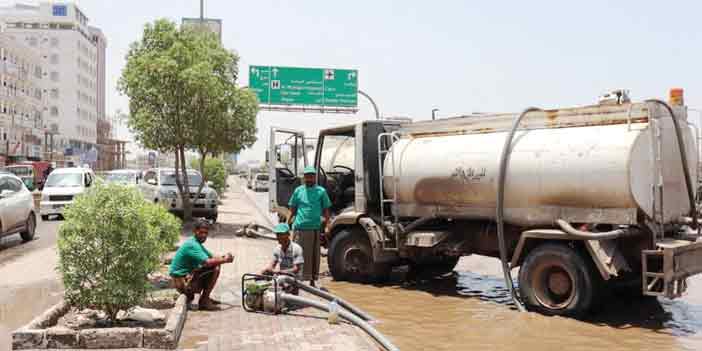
[41,215,49,221]
[20,213,36,242]
[328,227,390,283]
[518,243,601,318]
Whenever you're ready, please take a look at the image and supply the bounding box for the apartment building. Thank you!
[0,1,105,158]
[0,24,45,163]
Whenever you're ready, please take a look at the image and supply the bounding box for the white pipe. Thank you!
[280,294,399,351]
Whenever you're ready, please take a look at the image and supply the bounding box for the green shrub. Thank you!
[144,203,182,252]
[191,157,227,194]
[57,183,181,322]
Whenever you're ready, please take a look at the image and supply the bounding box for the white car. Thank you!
[0,172,36,242]
[40,167,96,221]
[253,173,269,192]
[140,168,219,222]
[104,169,141,186]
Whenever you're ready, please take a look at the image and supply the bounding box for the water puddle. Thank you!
[326,258,702,351]
[0,279,63,351]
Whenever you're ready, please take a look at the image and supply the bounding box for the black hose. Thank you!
[496,107,542,312]
[276,275,375,321]
[555,219,627,240]
[645,99,698,229]
[281,294,399,351]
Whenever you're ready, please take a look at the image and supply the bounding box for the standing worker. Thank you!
[288,166,331,287]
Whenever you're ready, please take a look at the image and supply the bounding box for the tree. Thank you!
[119,19,258,220]
[190,157,227,194]
[57,183,181,322]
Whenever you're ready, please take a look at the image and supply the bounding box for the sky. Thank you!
[12,0,702,163]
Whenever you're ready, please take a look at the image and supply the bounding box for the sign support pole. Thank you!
[358,90,380,120]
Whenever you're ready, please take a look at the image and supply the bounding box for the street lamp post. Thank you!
[432,108,439,120]
[200,0,204,22]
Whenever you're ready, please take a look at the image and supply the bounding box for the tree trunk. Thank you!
[179,147,193,221]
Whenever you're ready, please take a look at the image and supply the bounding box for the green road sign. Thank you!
[249,66,358,107]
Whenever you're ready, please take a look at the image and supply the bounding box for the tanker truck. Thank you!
[268,90,702,317]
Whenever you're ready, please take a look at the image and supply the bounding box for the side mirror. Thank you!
[147,178,157,186]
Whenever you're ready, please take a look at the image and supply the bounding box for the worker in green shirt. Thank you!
[288,166,332,287]
[169,219,234,310]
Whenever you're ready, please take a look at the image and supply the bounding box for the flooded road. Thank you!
[0,220,63,351]
[327,257,702,351]
[250,186,702,351]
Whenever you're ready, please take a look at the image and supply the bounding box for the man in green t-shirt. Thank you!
[169,219,234,310]
[288,166,332,287]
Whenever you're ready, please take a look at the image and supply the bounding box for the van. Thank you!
[39,167,95,220]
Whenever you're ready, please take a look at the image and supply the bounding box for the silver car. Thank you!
[140,168,219,222]
[104,169,141,186]
[0,172,37,242]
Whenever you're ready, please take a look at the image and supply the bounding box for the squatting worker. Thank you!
[169,218,234,311]
[260,223,304,278]
[288,166,331,287]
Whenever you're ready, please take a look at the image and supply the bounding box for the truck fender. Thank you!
[510,229,631,281]
[357,217,399,264]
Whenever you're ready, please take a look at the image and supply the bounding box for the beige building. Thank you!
[0,1,106,163]
[0,24,46,163]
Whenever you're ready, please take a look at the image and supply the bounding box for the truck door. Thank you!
[268,128,308,219]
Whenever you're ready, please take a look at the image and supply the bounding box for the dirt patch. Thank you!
[54,292,178,331]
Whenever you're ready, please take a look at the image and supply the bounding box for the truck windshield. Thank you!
[256,174,269,181]
[319,135,355,171]
[4,166,32,177]
[45,173,82,187]
[161,171,202,186]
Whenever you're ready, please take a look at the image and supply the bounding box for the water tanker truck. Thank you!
[269,89,702,317]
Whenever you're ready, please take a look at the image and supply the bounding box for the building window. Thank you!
[50,54,59,64]
[50,71,59,81]
[53,5,67,17]
[50,89,59,99]
[50,107,58,116]
[28,37,37,47]
[50,37,59,47]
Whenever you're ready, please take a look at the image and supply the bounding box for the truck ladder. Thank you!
[377,132,401,250]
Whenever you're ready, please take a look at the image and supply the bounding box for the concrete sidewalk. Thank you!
[178,178,379,351]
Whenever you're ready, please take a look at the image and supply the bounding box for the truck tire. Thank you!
[328,227,390,283]
[518,243,601,318]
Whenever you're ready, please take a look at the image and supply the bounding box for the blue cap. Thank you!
[273,223,290,234]
[303,166,316,175]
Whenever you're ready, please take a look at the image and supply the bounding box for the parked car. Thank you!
[0,172,37,242]
[40,167,96,221]
[253,173,269,192]
[140,168,219,222]
[104,169,141,186]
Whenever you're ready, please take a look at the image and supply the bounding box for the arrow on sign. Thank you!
[347,72,356,80]
[250,67,259,77]
[272,67,279,78]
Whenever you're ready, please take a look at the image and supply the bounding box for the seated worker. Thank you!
[169,218,234,310]
[260,223,304,279]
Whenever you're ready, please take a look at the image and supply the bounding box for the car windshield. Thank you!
[45,173,83,187]
[160,171,202,186]
[106,172,136,184]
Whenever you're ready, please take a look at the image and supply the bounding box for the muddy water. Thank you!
[327,256,702,351]
[0,279,63,351]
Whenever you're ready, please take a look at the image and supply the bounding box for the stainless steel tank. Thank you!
[383,103,698,226]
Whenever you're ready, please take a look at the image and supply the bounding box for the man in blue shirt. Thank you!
[288,166,332,287]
